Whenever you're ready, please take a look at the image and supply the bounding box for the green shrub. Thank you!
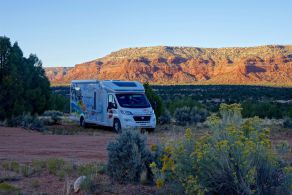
[21,164,33,177]
[6,114,44,131]
[144,83,163,118]
[31,159,46,172]
[20,114,43,130]
[275,141,290,157]
[9,161,20,173]
[158,109,171,125]
[0,183,20,193]
[241,100,291,119]
[151,103,292,194]
[283,117,292,128]
[80,176,96,194]
[174,106,209,126]
[96,164,107,175]
[48,93,70,113]
[57,170,66,181]
[42,110,63,117]
[46,159,75,180]
[288,107,292,118]
[174,106,191,126]
[63,162,75,176]
[33,159,75,180]
[107,129,152,183]
[42,110,63,125]
[5,115,24,127]
[165,97,203,114]
[1,162,9,171]
[1,161,20,173]
[47,158,65,175]
[77,163,99,176]
[190,106,208,124]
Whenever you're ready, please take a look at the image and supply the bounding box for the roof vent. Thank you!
[113,81,137,87]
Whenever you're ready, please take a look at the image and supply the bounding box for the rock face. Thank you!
[45,67,73,84]
[45,45,292,86]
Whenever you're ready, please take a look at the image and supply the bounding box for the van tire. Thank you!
[146,128,155,132]
[113,119,121,133]
[80,117,87,128]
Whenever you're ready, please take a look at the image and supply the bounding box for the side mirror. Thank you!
[108,103,113,110]
[108,102,117,110]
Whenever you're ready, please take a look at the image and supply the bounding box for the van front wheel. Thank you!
[80,117,87,128]
[146,128,155,132]
[113,119,121,133]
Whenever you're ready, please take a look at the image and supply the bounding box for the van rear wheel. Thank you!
[113,119,121,133]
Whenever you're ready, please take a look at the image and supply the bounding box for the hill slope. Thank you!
[45,45,292,86]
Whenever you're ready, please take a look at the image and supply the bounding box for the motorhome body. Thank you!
[70,80,156,132]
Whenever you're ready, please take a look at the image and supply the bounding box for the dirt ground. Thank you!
[0,125,162,194]
[0,124,291,194]
[0,126,117,164]
[0,124,291,165]
[0,125,163,164]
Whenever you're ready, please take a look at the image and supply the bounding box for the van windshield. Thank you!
[115,93,151,108]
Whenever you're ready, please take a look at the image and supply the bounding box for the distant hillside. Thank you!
[45,45,292,86]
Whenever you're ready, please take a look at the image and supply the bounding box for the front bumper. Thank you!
[120,115,156,129]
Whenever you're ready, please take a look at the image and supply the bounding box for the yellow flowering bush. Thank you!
[150,104,292,194]
[149,128,197,193]
[150,144,158,152]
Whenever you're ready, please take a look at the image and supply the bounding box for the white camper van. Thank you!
[70,80,156,132]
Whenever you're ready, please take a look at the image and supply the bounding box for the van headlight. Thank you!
[120,110,133,115]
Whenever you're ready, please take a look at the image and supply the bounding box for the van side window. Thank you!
[108,94,117,109]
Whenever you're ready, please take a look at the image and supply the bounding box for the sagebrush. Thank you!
[174,106,208,126]
[6,114,44,131]
[107,129,152,183]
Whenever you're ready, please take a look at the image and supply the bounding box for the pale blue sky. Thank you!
[1,0,292,67]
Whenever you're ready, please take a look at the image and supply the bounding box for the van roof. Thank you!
[71,80,99,83]
[102,80,145,93]
[71,80,145,93]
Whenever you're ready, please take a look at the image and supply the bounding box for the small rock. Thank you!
[74,176,86,193]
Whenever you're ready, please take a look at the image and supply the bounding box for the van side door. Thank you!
[107,94,117,125]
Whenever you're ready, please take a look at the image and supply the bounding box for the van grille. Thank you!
[133,116,151,122]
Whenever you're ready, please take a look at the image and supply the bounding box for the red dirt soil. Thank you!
[0,126,290,165]
[0,127,117,164]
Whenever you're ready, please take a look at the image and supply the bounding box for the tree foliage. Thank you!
[0,36,50,120]
[51,85,292,119]
[154,85,292,119]
[48,93,70,113]
[143,82,163,118]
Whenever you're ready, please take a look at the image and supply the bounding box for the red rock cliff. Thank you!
[45,45,292,86]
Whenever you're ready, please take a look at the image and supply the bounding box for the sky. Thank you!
[1,0,292,67]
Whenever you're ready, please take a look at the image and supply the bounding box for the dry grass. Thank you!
[0,159,157,194]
